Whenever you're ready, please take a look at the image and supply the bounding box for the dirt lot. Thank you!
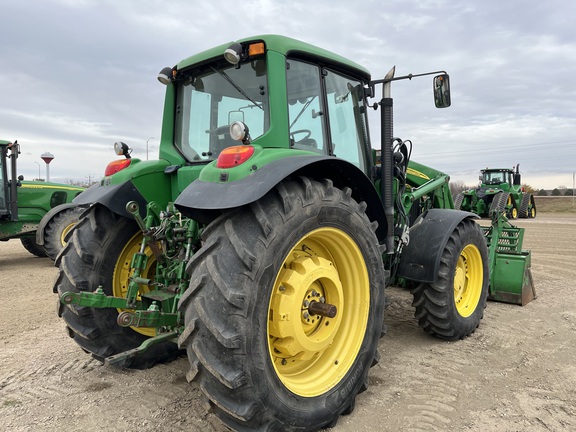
[1,214,575,432]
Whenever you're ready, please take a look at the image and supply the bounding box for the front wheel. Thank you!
[179,177,386,431]
[411,218,489,340]
[20,236,47,257]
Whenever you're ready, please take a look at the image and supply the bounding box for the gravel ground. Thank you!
[1,214,575,431]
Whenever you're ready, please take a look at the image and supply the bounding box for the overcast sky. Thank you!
[2,0,575,189]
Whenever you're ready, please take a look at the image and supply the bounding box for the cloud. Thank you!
[1,0,575,190]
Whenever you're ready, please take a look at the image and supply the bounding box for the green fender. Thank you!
[72,181,148,219]
[174,155,388,242]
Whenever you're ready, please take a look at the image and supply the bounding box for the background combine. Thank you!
[52,35,534,431]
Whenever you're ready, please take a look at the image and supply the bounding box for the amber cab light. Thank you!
[217,146,255,168]
[105,159,131,176]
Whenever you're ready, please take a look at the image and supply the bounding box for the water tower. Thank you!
[41,152,54,182]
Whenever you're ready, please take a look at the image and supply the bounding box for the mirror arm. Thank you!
[370,70,448,87]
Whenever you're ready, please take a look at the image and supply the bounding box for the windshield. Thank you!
[175,59,269,162]
[483,170,510,185]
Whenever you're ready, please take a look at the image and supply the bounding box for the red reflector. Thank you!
[105,159,131,176]
[217,146,255,168]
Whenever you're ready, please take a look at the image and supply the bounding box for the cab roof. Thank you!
[176,34,371,81]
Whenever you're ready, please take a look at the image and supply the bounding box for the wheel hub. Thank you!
[269,255,343,361]
[453,244,482,317]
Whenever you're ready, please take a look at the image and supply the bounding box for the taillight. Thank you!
[216,146,255,168]
[105,159,131,176]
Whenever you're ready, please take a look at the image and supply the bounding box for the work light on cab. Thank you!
[216,145,255,168]
[105,141,132,175]
[230,121,251,144]
[223,41,266,65]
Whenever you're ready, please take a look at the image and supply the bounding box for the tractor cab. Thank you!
[480,168,513,189]
[0,140,19,221]
[166,38,371,172]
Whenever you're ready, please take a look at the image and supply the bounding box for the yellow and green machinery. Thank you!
[53,35,535,431]
[0,140,84,258]
[455,165,537,219]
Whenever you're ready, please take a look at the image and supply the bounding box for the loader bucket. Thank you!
[482,213,536,306]
[489,250,536,305]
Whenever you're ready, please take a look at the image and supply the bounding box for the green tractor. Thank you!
[454,165,537,219]
[0,139,84,259]
[54,36,534,431]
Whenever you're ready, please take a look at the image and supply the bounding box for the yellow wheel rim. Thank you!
[268,227,370,397]
[60,222,76,247]
[511,207,518,219]
[453,244,483,318]
[112,232,156,337]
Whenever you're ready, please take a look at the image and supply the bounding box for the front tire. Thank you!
[178,177,385,431]
[20,236,47,257]
[411,218,488,340]
[54,205,180,368]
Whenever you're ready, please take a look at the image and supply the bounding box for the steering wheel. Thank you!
[290,129,312,142]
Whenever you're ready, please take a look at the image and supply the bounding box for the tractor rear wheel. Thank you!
[179,177,385,431]
[411,218,488,340]
[43,206,84,260]
[20,237,47,257]
[54,205,180,368]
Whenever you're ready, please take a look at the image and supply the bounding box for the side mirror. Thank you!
[433,74,451,108]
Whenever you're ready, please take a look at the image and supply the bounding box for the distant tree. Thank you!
[522,184,535,194]
[551,188,562,196]
[564,188,574,196]
[449,180,471,196]
[537,189,548,196]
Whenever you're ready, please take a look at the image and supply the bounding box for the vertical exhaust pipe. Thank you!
[380,67,395,254]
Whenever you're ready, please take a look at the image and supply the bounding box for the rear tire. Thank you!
[54,205,180,369]
[44,206,84,260]
[178,177,385,431]
[411,218,488,340]
[20,237,47,257]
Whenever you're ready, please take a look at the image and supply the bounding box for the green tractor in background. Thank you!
[454,164,537,219]
[53,35,534,431]
[0,139,84,259]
